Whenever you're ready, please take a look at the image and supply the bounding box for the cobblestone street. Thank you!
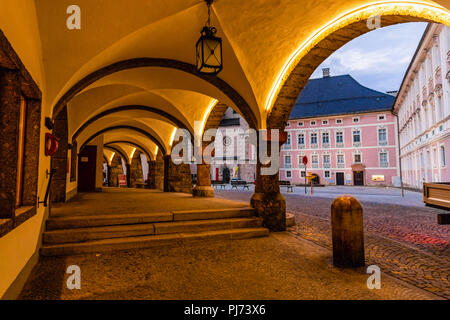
[215,187,450,299]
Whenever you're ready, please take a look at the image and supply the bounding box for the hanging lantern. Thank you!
[196,0,223,75]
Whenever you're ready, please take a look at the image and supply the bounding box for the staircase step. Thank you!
[43,218,262,244]
[46,208,254,230]
[40,227,269,256]
[173,207,254,221]
[46,212,172,230]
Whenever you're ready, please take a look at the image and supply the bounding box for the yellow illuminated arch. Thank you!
[264,0,450,114]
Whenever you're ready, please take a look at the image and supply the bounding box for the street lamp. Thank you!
[196,0,222,75]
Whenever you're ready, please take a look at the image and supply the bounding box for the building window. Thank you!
[441,146,446,167]
[378,114,386,121]
[310,121,316,126]
[285,155,291,168]
[337,154,345,166]
[353,130,361,143]
[353,117,360,123]
[312,155,319,164]
[286,122,291,127]
[298,121,304,126]
[286,134,291,145]
[322,120,329,125]
[336,119,343,124]
[336,131,344,144]
[298,134,305,146]
[324,171,330,178]
[379,151,389,167]
[311,133,318,145]
[322,132,329,144]
[378,128,387,145]
[354,154,362,163]
[286,171,292,179]
[301,171,306,178]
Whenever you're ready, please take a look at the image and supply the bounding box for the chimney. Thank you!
[322,68,330,78]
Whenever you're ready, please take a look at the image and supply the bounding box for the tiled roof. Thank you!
[290,74,395,119]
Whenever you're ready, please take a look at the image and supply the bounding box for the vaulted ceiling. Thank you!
[0,0,448,155]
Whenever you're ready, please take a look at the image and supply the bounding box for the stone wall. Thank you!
[51,106,68,203]
[165,155,193,194]
[154,156,164,191]
[109,155,123,187]
[130,152,143,187]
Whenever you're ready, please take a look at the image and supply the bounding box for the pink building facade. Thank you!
[280,112,400,186]
[395,24,450,189]
[279,71,400,186]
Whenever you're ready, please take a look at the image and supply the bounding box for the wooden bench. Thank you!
[279,180,294,193]
[212,181,227,189]
[231,180,250,190]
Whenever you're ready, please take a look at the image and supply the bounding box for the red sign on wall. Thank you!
[118,174,127,187]
[302,156,308,166]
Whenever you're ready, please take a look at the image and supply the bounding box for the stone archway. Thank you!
[266,14,447,129]
[51,58,258,130]
[255,11,448,232]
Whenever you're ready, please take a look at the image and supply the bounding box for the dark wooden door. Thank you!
[336,172,345,186]
[78,146,97,192]
[353,171,364,186]
[223,168,231,183]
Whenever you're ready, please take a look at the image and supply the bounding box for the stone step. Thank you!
[46,207,254,230]
[43,217,262,244]
[40,227,269,256]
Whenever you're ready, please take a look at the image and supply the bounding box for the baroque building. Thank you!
[395,23,450,189]
[280,69,399,186]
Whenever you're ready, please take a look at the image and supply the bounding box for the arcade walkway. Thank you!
[16,188,440,300]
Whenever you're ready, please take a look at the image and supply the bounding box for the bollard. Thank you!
[331,196,365,268]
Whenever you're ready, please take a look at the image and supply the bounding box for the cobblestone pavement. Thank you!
[215,189,450,299]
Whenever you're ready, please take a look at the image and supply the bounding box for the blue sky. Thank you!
[310,22,428,93]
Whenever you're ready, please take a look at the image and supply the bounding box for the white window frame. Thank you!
[352,117,360,123]
[337,153,345,166]
[322,119,329,125]
[310,120,317,126]
[352,128,362,144]
[298,133,305,146]
[335,118,343,124]
[379,149,389,167]
[377,126,388,145]
[335,130,344,144]
[353,151,362,164]
[378,114,386,121]
[324,171,331,178]
[311,132,318,145]
[298,121,304,127]
[441,145,447,167]
[286,170,292,179]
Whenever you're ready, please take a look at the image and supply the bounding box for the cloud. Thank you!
[310,22,428,92]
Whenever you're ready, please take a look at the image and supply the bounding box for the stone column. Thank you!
[129,152,143,188]
[147,160,156,189]
[163,154,193,194]
[250,131,287,231]
[193,146,214,197]
[51,106,68,203]
[0,68,20,218]
[126,163,131,188]
[106,164,111,187]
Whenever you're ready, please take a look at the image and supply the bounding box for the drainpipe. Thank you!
[393,111,404,197]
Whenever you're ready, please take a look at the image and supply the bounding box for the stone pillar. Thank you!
[0,68,20,218]
[109,155,122,187]
[193,163,214,197]
[155,156,164,191]
[106,164,111,187]
[147,160,156,189]
[163,155,193,194]
[250,131,287,232]
[130,152,143,188]
[51,106,68,203]
[126,163,131,188]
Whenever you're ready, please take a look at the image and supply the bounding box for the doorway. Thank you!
[353,171,364,186]
[78,146,97,192]
[223,168,231,183]
[336,172,345,186]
